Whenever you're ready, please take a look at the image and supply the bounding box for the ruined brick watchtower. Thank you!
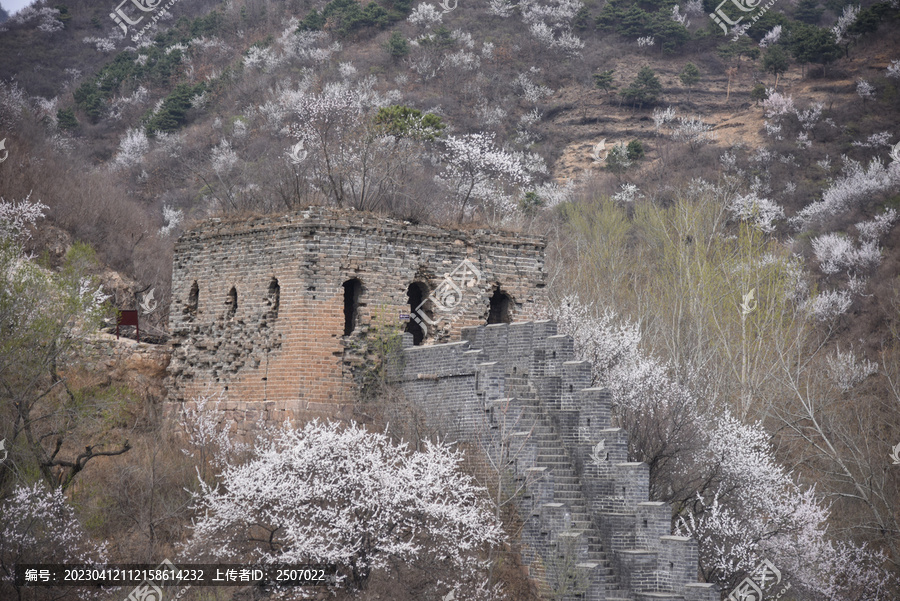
[166,207,547,424]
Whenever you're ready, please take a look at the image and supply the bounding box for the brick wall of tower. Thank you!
[165,207,547,423]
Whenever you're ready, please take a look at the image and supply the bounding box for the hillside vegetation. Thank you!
[1,0,900,598]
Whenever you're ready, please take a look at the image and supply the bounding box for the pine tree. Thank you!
[794,0,823,24]
[593,70,617,95]
[384,31,409,60]
[679,63,700,101]
[762,45,790,88]
[620,66,662,109]
[788,24,841,76]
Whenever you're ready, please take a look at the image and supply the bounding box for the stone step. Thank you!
[502,392,636,601]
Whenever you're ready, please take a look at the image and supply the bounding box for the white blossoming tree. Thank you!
[113,127,150,169]
[549,295,894,598]
[761,89,794,119]
[289,83,429,214]
[0,483,107,600]
[183,420,502,597]
[812,232,882,276]
[791,155,900,229]
[435,132,534,222]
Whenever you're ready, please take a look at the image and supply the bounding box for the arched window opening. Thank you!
[342,278,362,336]
[226,286,237,318]
[488,288,511,324]
[267,278,280,318]
[187,280,199,314]
[406,282,430,346]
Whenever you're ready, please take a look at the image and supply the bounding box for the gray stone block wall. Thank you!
[395,321,718,601]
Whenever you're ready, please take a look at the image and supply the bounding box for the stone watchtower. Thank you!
[166,207,547,429]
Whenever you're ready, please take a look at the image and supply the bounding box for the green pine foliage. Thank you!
[626,139,645,160]
[679,62,700,97]
[144,82,207,135]
[56,108,78,130]
[572,5,592,30]
[762,45,790,82]
[793,0,823,24]
[299,8,327,31]
[620,66,662,108]
[717,36,761,62]
[52,4,71,28]
[593,70,617,95]
[72,12,223,123]
[373,105,445,140]
[74,49,184,121]
[520,190,544,216]
[596,0,691,54]
[745,10,791,42]
[787,23,841,74]
[297,0,410,37]
[848,2,900,36]
[384,31,410,59]
[750,83,769,104]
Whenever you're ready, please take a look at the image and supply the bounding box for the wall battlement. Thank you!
[395,321,718,601]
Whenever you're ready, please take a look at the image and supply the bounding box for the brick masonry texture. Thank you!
[166,206,547,426]
[394,321,719,601]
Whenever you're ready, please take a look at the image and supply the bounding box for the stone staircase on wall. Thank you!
[395,321,718,601]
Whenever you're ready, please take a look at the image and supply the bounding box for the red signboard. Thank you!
[116,310,140,343]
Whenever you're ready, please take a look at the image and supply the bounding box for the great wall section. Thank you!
[396,321,718,601]
[91,207,719,600]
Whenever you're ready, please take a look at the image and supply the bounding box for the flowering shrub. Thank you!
[670,5,690,27]
[210,139,238,175]
[436,132,534,221]
[514,73,553,104]
[758,25,781,48]
[826,347,878,392]
[1,484,107,599]
[793,102,822,131]
[408,3,443,27]
[856,79,876,100]
[159,205,184,237]
[114,128,150,169]
[803,289,852,320]
[832,4,860,44]
[652,106,676,133]
[852,132,892,148]
[672,116,716,148]
[856,209,898,241]
[761,90,794,119]
[792,157,900,228]
[612,183,643,203]
[812,233,881,275]
[183,420,502,595]
[728,193,784,233]
[887,59,900,79]
[7,6,64,33]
